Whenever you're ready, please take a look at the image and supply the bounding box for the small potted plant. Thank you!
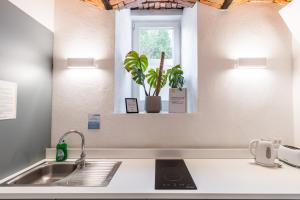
[124,51,167,113]
[167,65,187,113]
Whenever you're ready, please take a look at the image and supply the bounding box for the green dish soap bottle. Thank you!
[56,140,68,162]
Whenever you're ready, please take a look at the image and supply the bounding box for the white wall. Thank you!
[197,3,293,147]
[52,0,115,147]
[115,9,132,113]
[8,0,55,31]
[280,0,300,44]
[279,0,300,146]
[293,38,300,145]
[52,1,294,148]
[181,4,198,113]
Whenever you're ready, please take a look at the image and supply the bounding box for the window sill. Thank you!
[113,112,196,115]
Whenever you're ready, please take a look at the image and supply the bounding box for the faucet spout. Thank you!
[58,130,86,168]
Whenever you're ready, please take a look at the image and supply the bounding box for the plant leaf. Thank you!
[168,65,184,89]
[146,68,167,89]
[124,51,148,86]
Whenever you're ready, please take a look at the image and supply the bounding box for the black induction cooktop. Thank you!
[155,159,197,190]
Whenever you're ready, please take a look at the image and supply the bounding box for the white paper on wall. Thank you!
[0,80,17,120]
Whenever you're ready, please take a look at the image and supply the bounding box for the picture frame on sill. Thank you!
[125,98,139,114]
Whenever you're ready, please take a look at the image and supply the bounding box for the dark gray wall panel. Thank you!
[0,0,53,179]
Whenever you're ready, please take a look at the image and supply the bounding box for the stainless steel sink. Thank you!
[1,161,121,187]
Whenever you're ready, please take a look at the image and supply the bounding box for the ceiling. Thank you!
[82,0,292,10]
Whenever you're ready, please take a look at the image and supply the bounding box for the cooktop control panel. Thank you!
[155,159,197,190]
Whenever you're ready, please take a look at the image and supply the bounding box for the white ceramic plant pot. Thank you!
[169,88,187,113]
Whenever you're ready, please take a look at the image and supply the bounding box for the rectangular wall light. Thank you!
[67,58,97,69]
[236,57,267,69]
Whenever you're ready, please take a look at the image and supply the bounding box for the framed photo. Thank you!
[125,98,139,113]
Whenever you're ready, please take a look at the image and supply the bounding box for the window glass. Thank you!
[138,27,175,101]
[132,21,181,111]
[139,28,174,60]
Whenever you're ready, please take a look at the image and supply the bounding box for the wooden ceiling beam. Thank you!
[220,0,233,9]
[102,0,113,9]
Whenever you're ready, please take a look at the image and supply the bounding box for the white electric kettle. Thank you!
[249,139,279,167]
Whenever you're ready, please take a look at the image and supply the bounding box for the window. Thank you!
[115,9,198,113]
[132,20,181,112]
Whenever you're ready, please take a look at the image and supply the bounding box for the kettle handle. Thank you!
[249,140,259,157]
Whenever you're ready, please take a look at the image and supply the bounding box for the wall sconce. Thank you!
[67,58,97,69]
[235,57,267,69]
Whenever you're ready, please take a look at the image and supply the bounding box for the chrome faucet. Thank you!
[58,130,86,168]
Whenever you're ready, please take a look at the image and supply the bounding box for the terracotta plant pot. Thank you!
[145,96,161,113]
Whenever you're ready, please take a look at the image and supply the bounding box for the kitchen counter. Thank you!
[1,158,300,199]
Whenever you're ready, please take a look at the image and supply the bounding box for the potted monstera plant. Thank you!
[124,51,167,113]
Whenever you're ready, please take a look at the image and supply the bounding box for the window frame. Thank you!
[131,20,181,112]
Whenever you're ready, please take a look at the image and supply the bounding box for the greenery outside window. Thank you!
[132,20,181,111]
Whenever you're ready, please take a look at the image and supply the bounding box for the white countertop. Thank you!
[1,158,300,199]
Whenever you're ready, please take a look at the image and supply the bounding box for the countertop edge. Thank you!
[1,192,300,199]
[46,148,252,159]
